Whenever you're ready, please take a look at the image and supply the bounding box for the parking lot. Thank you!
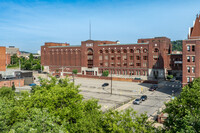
[74,77,152,112]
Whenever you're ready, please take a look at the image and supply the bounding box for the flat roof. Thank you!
[98,43,148,46]
[49,45,81,48]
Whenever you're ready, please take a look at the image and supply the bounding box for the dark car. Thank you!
[140,95,147,101]
[134,77,141,80]
[149,84,158,91]
[133,98,142,105]
[102,83,109,87]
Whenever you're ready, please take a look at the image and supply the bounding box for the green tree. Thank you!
[171,40,182,51]
[164,77,200,132]
[72,69,78,74]
[29,53,34,62]
[102,70,109,77]
[167,75,173,79]
[0,78,157,132]
[24,62,32,70]
[10,54,19,65]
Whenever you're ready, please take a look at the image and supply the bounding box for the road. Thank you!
[129,81,182,116]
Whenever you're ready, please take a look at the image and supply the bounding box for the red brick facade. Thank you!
[182,14,200,86]
[0,79,24,88]
[0,47,6,71]
[41,37,173,80]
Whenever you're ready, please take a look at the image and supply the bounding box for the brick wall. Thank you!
[0,79,24,88]
[0,47,6,71]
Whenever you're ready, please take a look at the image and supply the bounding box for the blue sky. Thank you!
[0,0,200,53]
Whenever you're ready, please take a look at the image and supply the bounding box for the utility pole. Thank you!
[111,71,112,94]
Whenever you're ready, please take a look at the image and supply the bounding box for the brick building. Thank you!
[41,37,174,80]
[182,14,200,86]
[0,47,6,71]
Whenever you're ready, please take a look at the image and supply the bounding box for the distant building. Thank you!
[6,46,20,56]
[182,14,200,86]
[0,47,6,71]
[41,37,176,80]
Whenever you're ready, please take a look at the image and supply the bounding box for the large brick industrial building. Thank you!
[41,37,182,80]
[182,14,200,86]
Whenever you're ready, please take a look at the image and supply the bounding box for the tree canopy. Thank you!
[164,78,200,132]
[0,77,157,132]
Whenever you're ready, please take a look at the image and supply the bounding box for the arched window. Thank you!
[111,49,115,53]
[154,48,159,52]
[143,49,148,53]
[135,49,140,53]
[123,49,127,53]
[130,49,134,53]
[99,50,103,53]
[117,49,121,53]
[105,49,109,53]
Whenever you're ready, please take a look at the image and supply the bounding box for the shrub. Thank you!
[102,70,109,77]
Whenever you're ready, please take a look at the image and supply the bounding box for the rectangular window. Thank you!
[187,45,190,51]
[123,55,127,60]
[130,56,134,60]
[100,63,103,66]
[105,55,108,60]
[192,45,195,51]
[187,56,190,62]
[192,56,195,62]
[143,63,147,67]
[136,63,141,66]
[124,63,127,66]
[129,63,134,66]
[192,67,195,73]
[143,56,148,60]
[111,56,114,60]
[187,67,190,73]
[117,56,121,60]
[187,77,190,83]
[136,56,140,60]
[105,62,108,66]
[99,56,102,60]
[111,63,115,66]
[153,55,158,60]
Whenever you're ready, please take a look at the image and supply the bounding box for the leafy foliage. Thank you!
[171,40,182,51]
[102,70,109,77]
[72,69,78,74]
[167,75,173,79]
[0,77,157,132]
[164,77,200,132]
[8,54,42,71]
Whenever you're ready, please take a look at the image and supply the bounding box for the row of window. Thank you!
[187,56,195,62]
[100,62,147,67]
[100,69,148,76]
[187,77,195,83]
[99,56,148,60]
[99,48,149,54]
[187,66,195,73]
[187,45,195,52]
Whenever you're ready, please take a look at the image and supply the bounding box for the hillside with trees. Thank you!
[171,40,182,51]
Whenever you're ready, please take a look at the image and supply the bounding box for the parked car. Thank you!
[133,98,142,105]
[134,77,141,80]
[170,78,176,82]
[102,83,109,87]
[149,85,158,91]
[29,83,36,86]
[140,95,147,101]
